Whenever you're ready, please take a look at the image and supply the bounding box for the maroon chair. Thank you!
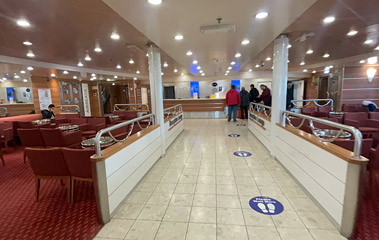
[40,128,82,148]
[0,122,14,148]
[368,145,379,188]
[18,128,46,163]
[318,106,332,113]
[62,148,95,203]
[107,125,129,140]
[356,106,369,112]
[300,108,316,116]
[70,118,89,131]
[344,113,379,136]
[82,118,106,138]
[333,138,373,159]
[18,121,37,129]
[24,147,70,202]
[369,112,379,120]
[342,105,357,112]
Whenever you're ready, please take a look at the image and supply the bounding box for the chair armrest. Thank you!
[312,112,328,117]
[63,130,83,146]
[0,128,14,140]
[95,123,106,132]
[366,119,379,128]
[78,123,90,131]
[345,119,360,128]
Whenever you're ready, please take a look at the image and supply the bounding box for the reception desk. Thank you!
[163,98,226,119]
[0,103,35,116]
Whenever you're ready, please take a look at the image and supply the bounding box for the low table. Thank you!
[81,136,114,149]
[57,125,79,132]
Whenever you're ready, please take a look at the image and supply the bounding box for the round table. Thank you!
[33,119,51,126]
[57,125,79,132]
[313,129,351,139]
[81,136,114,149]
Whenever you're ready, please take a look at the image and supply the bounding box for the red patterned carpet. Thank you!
[0,148,102,240]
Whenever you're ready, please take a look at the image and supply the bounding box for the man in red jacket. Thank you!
[226,85,241,122]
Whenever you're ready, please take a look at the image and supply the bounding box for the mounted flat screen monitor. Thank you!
[231,79,241,93]
[190,81,199,97]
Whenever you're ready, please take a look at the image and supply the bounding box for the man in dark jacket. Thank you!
[240,87,250,119]
[41,104,55,119]
[249,84,259,103]
[226,85,240,122]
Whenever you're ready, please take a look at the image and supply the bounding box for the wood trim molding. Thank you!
[164,112,183,123]
[276,124,368,164]
[91,124,160,162]
[249,110,271,122]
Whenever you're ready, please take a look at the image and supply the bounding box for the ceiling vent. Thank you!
[200,18,236,34]
[294,32,315,42]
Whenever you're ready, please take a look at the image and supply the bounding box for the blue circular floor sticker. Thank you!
[249,196,284,215]
[233,151,252,157]
[228,134,240,137]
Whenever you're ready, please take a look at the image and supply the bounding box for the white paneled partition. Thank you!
[165,113,184,149]
[248,111,271,152]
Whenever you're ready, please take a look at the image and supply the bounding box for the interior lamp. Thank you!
[367,68,377,82]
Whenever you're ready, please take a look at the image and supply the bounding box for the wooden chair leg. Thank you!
[71,178,75,204]
[67,177,71,204]
[35,178,40,202]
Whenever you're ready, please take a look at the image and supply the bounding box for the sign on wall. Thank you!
[38,88,52,110]
[81,83,91,117]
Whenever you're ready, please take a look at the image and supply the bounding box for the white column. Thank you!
[148,46,166,155]
[270,35,289,156]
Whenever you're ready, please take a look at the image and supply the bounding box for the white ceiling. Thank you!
[103,0,316,77]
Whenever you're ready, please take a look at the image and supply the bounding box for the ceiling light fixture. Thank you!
[112,83,115,86]
[77,61,83,67]
[323,53,330,58]
[312,70,316,74]
[266,57,271,61]
[181,73,184,76]
[288,44,292,48]
[129,59,135,64]
[255,12,269,19]
[23,41,32,46]
[225,73,228,76]
[186,51,193,56]
[163,62,168,67]
[323,16,335,24]
[23,79,28,82]
[249,69,252,72]
[197,66,201,70]
[375,46,379,51]
[303,69,308,72]
[94,43,102,52]
[241,39,250,45]
[73,76,77,79]
[85,52,91,61]
[136,70,140,74]
[174,34,183,40]
[367,68,377,82]
[91,73,96,77]
[133,77,138,80]
[192,60,198,64]
[114,75,118,79]
[201,73,205,76]
[161,72,164,76]
[20,70,26,74]
[359,60,366,64]
[368,56,378,65]
[63,71,68,74]
[50,73,56,77]
[17,19,31,27]
[116,64,121,69]
[347,29,358,36]
[231,61,236,65]
[174,69,178,73]
[27,66,33,71]
[306,49,313,54]
[255,64,259,68]
[235,53,241,58]
[111,31,120,40]
[26,50,35,58]
[228,66,232,70]
[300,61,305,65]
[14,75,20,79]
[226,70,230,74]
[148,0,162,5]
[199,70,203,73]
[364,39,374,45]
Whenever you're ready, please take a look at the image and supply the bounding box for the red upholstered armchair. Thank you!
[368,145,379,188]
[24,147,70,202]
[70,118,89,130]
[81,118,106,138]
[62,148,95,202]
[18,128,46,163]
[0,122,14,148]
[342,105,357,112]
[18,121,37,129]
[301,107,316,116]
[370,112,379,120]
[40,128,82,148]
[333,138,373,159]
[344,113,379,136]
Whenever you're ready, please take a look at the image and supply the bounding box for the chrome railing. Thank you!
[0,107,7,117]
[283,111,362,159]
[291,99,334,110]
[164,104,183,118]
[94,113,155,157]
[114,104,150,112]
[249,102,272,118]
[58,105,80,114]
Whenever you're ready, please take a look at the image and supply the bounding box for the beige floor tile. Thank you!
[125,192,151,204]
[274,177,298,187]
[182,168,199,176]
[96,219,134,239]
[142,174,162,183]
[124,220,160,240]
[217,184,238,195]
[163,205,191,222]
[258,186,283,196]
[272,211,305,228]
[175,183,196,194]
[113,204,144,219]
[135,182,158,192]
[155,222,188,240]
[169,193,194,206]
[190,206,216,223]
[277,228,313,240]
[297,211,336,229]
[196,183,216,194]
[239,195,254,209]
[137,204,167,221]
[287,197,320,212]
[160,174,181,183]
[216,176,236,184]
[146,192,172,205]
[193,194,216,207]
[235,176,256,185]
[242,208,275,226]
[217,224,248,240]
[198,169,216,176]
[237,184,261,196]
[281,186,307,198]
[254,176,278,187]
[217,195,241,208]
[233,169,252,177]
[246,226,281,240]
[217,208,245,225]
[186,223,216,240]
[309,229,347,240]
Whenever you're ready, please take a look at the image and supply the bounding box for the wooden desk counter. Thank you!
[164,99,226,112]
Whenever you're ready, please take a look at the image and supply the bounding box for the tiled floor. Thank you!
[94,119,346,240]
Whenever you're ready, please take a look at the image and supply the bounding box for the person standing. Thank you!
[249,84,259,103]
[259,85,272,106]
[240,87,250,119]
[226,85,240,122]
[286,82,294,110]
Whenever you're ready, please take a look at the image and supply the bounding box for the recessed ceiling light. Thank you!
[199,70,203,73]
[312,70,316,74]
[306,49,313,54]
[235,53,241,58]
[94,47,102,52]
[112,83,115,86]
[201,73,205,76]
[225,73,228,76]
[255,64,259,68]
[85,52,91,61]
[368,56,378,65]
[181,73,184,76]
[26,51,35,58]
[300,61,305,65]
[161,72,164,75]
[148,0,162,5]
[255,12,268,19]
[288,44,292,48]
[226,70,230,74]
[136,70,140,74]
[133,77,138,80]
[288,60,290,63]
[231,61,236,65]
[106,78,111,81]
[23,41,32,46]
[27,66,33,71]
[323,53,330,58]
[14,75,20,79]
[20,70,26,74]
[163,62,168,67]
[50,73,56,77]
[111,32,120,40]
[174,69,178,73]
[146,53,149,57]
[91,73,96,77]
[241,39,250,45]
[174,34,183,40]
[78,61,83,67]
[375,46,379,51]
[63,71,68,74]
[186,51,193,56]
[303,69,308,72]
[347,29,358,36]
[73,76,77,79]
[266,57,271,61]
[329,65,334,68]
[114,75,118,79]
[248,69,252,72]
[23,79,28,82]
[129,59,135,64]
[359,60,366,64]
[17,19,31,27]
[364,39,374,45]
[197,66,201,70]
[192,60,198,64]
[116,64,121,69]
[323,16,335,24]
[228,66,232,70]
